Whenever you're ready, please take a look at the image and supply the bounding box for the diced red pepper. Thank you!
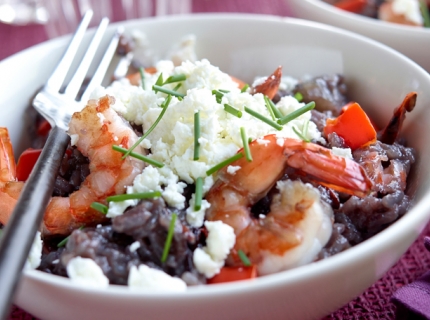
[36,120,51,136]
[16,148,42,181]
[334,0,367,13]
[324,102,377,150]
[207,266,257,284]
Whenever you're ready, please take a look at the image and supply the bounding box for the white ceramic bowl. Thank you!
[2,13,430,320]
[288,0,430,73]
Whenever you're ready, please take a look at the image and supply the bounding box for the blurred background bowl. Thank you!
[288,0,430,73]
[2,13,430,320]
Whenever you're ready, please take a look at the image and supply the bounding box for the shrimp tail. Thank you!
[379,92,417,144]
[251,66,282,100]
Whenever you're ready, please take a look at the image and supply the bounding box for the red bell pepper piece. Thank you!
[324,102,376,151]
[207,266,257,284]
[16,148,42,181]
[334,0,367,13]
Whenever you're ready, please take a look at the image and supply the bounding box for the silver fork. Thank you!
[0,10,122,319]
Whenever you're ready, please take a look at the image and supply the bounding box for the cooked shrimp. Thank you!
[42,95,145,235]
[205,134,373,274]
[251,66,282,100]
[0,128,24,225]
[379,92,417,144]
[378,0,424,26]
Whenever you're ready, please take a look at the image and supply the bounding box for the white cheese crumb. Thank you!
[392,0,423,25]
[276,138,285,147]
[193,220,235,278]
[128,265,187,292]
[70,134,79,146]
[226,165,241,175]
[106,199,138,218]
[186,193,211,228]
[331,147,353,159]
[25,231,42,270]
[67,257,109,288]
[129,241,141,252]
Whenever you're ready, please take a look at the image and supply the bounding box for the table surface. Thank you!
[1,0,430,319]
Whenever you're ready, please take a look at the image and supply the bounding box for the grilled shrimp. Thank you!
[0,128,23,225]
[43,95,145,235]
[251,66,282,100]
[205,134,373,275]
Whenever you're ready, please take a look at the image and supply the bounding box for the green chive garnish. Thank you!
[420,0,430,27]
[139,67,145,89]
[206,153,244,176]
[212,89,225,103]
[90,202,108,214]
[293,126,310,143]
[219,89,230,93]
[224,104,242,118]
[294,92,303,102]
[244,106,283,130]
[161,213,177,263]
[57,226,84,248]
[277,101,315,125]
[113,145,164,167]
[303,119,309,138]
[265,96,283,118]
[240,127,252,162]
[238,249,252,267]
[155,73,164,86]
[163,74,186,84]
[121,95,172,159]
[106,191,161,202]
[153,85,185,98]
[264,96,276,120]
[194,111,200,160]
[241,84,249,93]
[194,177,203,211]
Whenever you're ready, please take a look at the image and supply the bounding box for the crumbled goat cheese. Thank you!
[129,241,141,252]
[107,199,138,218]
[25,231,42,270]
[186,193,211,227]
[128,265,187,292]
[193,221,235,278]
[66,257,109,288]
[392,0,423,25]
[70,134,79,146]
[331,147,353,159]
[227,165,241,175]
[92,59,321,223]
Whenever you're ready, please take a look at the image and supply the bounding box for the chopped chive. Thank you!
[173,83,182,92]
[121,95,172,159]
[106,191,161,202]
[194,177,203,211]
[161,213,177,263]
[240,127,252,162]
[224,104,242,118]
[294,92,303,102]
[206,153,244,176]
[248,137,253,143]
[420,0,430,27]
[113,145,164,167]
[293,126,310,142]
[153,85,185,98]
[241,84,249,93]
[244,106,283,130]
[155,73,164,86]
[277,101,315,125]
[219,89,230,93]
[303,119,309,138]
[163,73,186,84]
[212,89,224,103]
[57,226,84,248]
[264,95,276,120]
[238,249,252,267]
[265,96,283,118]
[139,67,145,89]
[194,111,200,160]
[90,202,108,214]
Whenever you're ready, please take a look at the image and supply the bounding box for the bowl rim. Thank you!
[295,0,430,34]
[4,12,429,298]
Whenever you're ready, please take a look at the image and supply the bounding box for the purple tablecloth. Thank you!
[1,0,430,319]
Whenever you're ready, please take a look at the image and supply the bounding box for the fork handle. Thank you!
[0,126,69,320]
